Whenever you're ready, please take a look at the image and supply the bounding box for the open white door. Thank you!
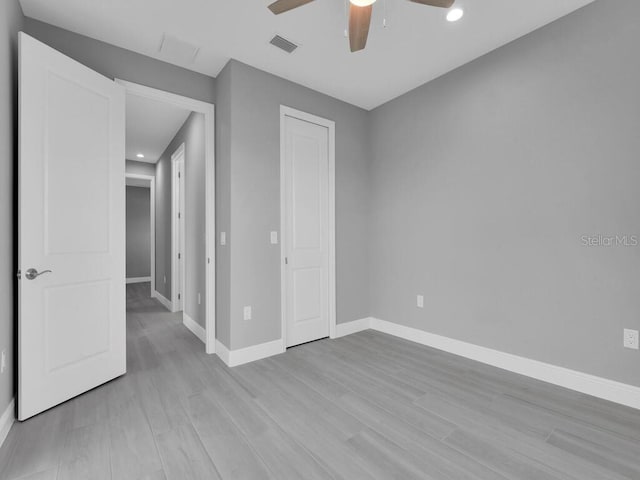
[18,33,126,420]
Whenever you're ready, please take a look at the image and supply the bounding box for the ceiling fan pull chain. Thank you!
[344,0,349,37]
[383,0,388,28]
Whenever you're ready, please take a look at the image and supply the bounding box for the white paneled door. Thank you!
[283,113,333,348]
[18,33,126,420]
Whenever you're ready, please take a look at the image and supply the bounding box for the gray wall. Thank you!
[0,0,22,418]
[24,18,215,104]
[126,160,156,177]
[220,60,370,350]
[126,186,151,278]
[369,0,640,387]
[155,113,207,327]
[215,62,232,348]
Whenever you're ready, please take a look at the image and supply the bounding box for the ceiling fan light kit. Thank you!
[350,0,377,6]
[268,0,457,52]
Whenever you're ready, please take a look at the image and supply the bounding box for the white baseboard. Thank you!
[126,276,152,284]
[369,318,640,411]
[335,317,372,338]
[215,340,230,366]
[183,313,206,344]
[216,338,285,368]
[152,289,173,311]
[0,398,15,450]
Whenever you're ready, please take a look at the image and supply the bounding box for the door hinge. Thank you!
[178,253,181,259]
[16,269,21,280]
[178,212,181,219]
[285,257,288,265]
[178,293,181,300]
[178,172,181,178]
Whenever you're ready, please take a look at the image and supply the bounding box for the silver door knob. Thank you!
[25,268,52,280]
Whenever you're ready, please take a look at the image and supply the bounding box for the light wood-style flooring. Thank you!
[1,282,640,479]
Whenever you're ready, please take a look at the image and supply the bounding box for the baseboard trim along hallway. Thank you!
[0,399,15,450]
[216,339,285,367]
[183,313,206,343]
[335,317,640,410]
[151,289,173,311]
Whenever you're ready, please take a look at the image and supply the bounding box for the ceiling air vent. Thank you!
[159,34,200,64]
[270,35,298,54]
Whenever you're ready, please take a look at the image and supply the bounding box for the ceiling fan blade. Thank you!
[349,4,373,52]
[409,0,455,7]
[268,0,315,15]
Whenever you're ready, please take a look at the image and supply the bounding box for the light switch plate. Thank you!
[624,329,639,350]
[417,295,424,308]
[243,306,252,321]
[270,231,278,244]
[220,232,226,246]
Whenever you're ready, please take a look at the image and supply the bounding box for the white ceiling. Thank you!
[20,0,595,110]
[125,93,191,163]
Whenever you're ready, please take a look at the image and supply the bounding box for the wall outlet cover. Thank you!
[0,350,5,374]
[623,329,639,350]
[417,295,424,308]
[270,231,278,244]
[243,306,252,321]
[220,232,227,246]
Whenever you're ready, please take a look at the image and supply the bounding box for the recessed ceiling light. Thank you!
[447,7,464,22]
[136,153,145,159]
[350,0,376,6]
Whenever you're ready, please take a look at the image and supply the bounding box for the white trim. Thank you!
[125,173,156,294]
[335,317,372,338]
[183,313,206,344]
[152,289,173,311]
[217,339,285,368]
[369,318,640,411]
[117,80,215,355]
[126,276,152,284]
[171,144,185,314]
[279,105,336,349]
[215,340,230,366]
[0,399,15,449]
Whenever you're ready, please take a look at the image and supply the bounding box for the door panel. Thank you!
[284,116,330,347]
[19,33,126,420]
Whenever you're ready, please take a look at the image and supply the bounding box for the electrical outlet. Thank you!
[1,350,6,374]
[270,231,278,244]
[243,306,252,321]
[624,329,639,350]
[164,275,167,284]
[220,232,226,246]
[198,293,201,305]
[417,295,424,308]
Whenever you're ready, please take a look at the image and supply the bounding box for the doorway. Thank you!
[280,106,337,348]
[125,173,155,294]
[119,80,216,354]
[171,144,185,313]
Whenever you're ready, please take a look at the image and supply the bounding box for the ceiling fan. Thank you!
[267,0,455,52]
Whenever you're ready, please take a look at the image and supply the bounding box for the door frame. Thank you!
[124,173,156,293]
[116,79,216,355]
[279,105,337,348]
[171,144,186,313]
